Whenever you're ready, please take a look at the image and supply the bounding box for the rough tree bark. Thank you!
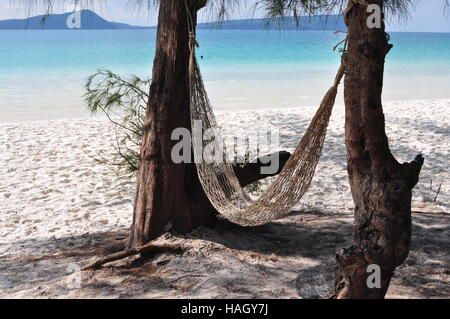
[129,0,291,248]
[130,0,211,248]
[334,0,424,299]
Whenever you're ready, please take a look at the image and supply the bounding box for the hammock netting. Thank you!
[189,46,345,227]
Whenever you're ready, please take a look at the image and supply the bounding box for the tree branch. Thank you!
[233,151,292,187]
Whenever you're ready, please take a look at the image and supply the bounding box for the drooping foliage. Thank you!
[84,70,150,172]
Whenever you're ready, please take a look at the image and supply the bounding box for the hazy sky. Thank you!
[0,0,449,32]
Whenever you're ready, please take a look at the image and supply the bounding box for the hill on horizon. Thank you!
[0,10,345,31]
[0,10,147,30]
[197,15,346,31]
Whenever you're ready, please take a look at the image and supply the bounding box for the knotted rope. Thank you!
[344,0,370,25]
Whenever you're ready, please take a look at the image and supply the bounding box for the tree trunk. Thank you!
[129,0,292,248]
[129,0,214,248]
[334,0,424,299]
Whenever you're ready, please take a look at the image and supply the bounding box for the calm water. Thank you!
[0,29,449,123]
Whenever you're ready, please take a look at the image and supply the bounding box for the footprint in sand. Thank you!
[79,172,91,177]
[41,189,54,195]
[82,201,102,208]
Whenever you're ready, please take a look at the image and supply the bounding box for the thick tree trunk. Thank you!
[129,0,214,248]
[334,0,424,299]
[129,0,291,248]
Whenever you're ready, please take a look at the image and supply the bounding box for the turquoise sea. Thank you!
[0,29,449,123]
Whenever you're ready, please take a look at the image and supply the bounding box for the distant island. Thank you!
[0,10,147,30]
[198,15,346,31]
[0,10,345,31]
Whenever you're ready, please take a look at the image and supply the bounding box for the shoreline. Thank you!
[1,97,450,126]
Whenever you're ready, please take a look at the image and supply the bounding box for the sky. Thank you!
[0,0,449,32]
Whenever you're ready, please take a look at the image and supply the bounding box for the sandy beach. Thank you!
[0,99,448,298]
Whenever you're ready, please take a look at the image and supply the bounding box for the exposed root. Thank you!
[82,243,183,271]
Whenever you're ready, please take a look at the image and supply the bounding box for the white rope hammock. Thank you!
[189,51,344,226]
[185,1,349,227]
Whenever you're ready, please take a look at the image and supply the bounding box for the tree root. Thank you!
[82,243,183,271]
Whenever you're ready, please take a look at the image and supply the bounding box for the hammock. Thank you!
[189,48,345,227]
[187,20,345,226]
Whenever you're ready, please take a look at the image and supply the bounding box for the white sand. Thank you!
[0,99,448,298]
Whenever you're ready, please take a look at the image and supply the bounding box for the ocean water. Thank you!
[0,29,449,123]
